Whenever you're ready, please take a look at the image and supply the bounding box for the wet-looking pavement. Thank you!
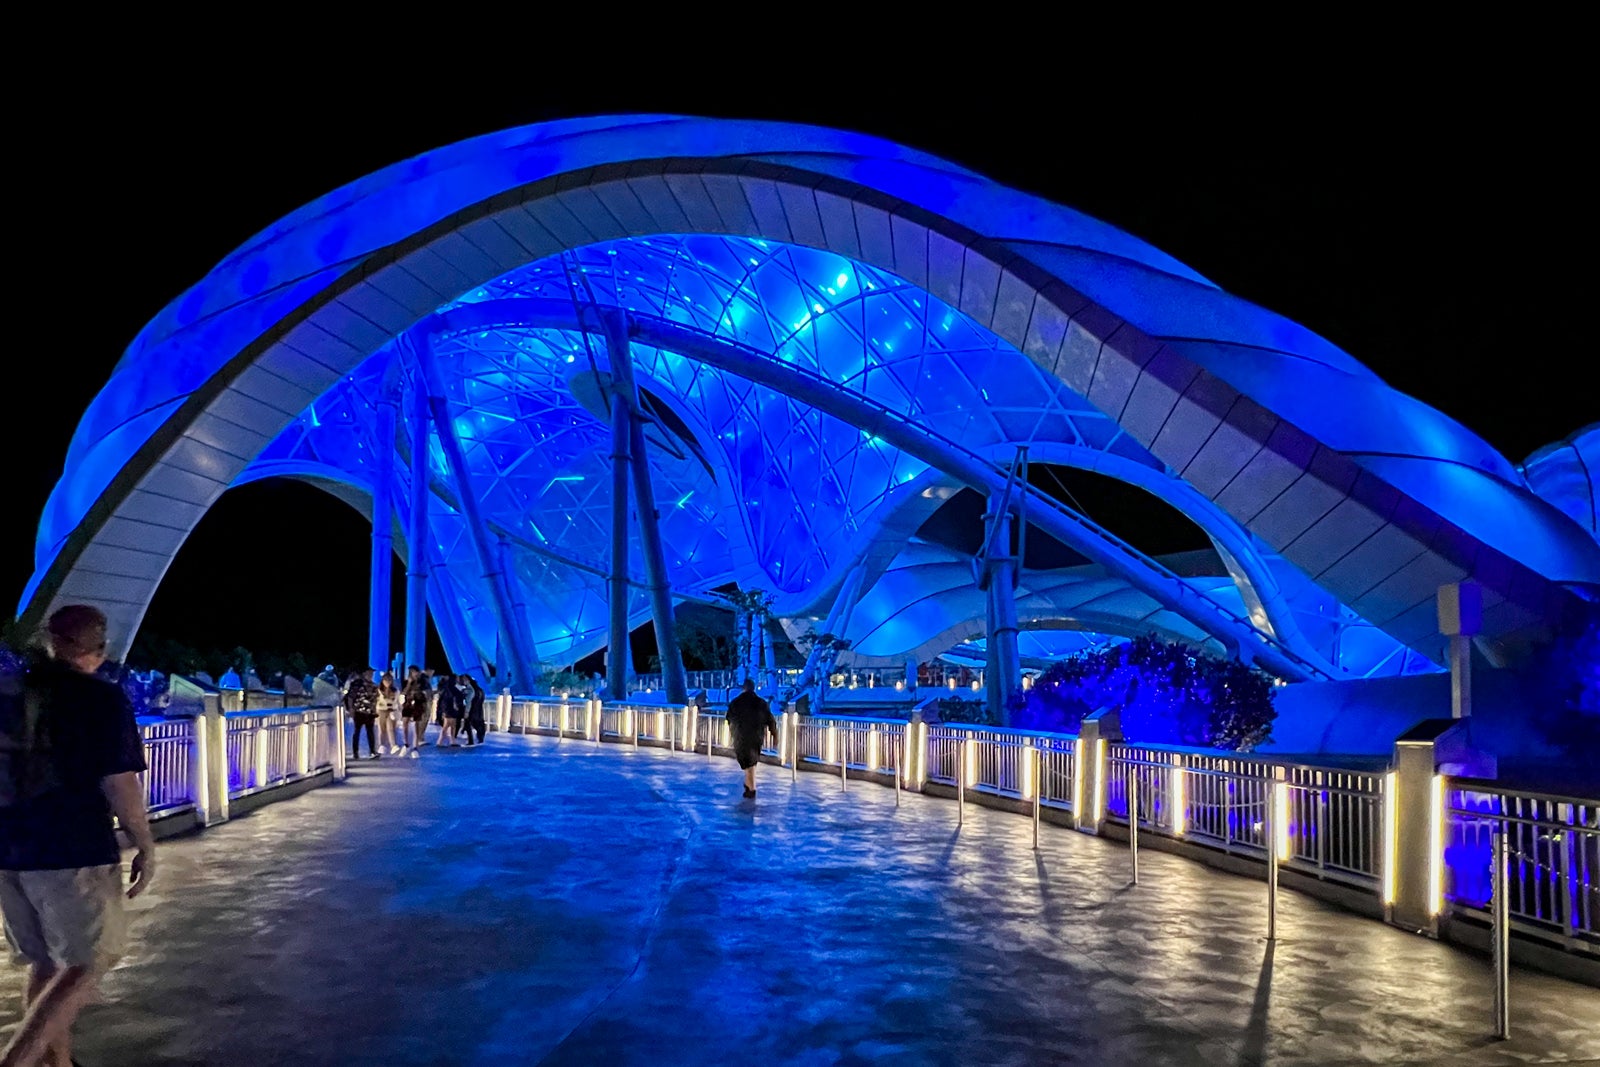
[2,733,1596,1065]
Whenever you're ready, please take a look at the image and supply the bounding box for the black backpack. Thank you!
[0,661,62,807]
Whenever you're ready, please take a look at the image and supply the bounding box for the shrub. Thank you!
[1011,635,1276,750]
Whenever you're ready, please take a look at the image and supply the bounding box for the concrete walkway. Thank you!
[3,733,1596,1065]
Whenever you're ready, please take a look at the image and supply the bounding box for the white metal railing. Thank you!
[138,717,197,815]
[491,702,1595,969]
[224,707,340,798]
[1104,745,1384,891]
[1446,781,1599,954]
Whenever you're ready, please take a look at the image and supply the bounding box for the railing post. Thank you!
[790,715,798,782]
[1492,828,1511,1040]
[957,737,967,827]
[1127,760,1140,886]
[840,728,848,792]
[211,710,232,821]
[894,726,903,809]
[1076,714,1106,833]
[1267,772,1280,941]
[331,703,347,780]
[1031,745,1041,850]
[1389,722,1458,933]
[1170,753,1186,836]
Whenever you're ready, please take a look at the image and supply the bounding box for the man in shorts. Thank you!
[1,605,155,1066]
[725,679,778,798]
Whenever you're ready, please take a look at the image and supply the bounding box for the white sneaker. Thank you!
[409,747,420,759]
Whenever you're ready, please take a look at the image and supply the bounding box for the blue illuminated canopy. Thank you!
[24,116,1599,682]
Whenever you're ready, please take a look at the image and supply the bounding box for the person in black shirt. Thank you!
[461,677,487,747]
[0,605,155,1067]
[434,673,464,747]
[344,668,380,760]
[400,666,430,756]
[726,679,778,798]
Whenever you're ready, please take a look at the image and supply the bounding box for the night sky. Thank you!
[9,67,1592,669]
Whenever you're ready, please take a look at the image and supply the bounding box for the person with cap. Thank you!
[0,604,155,1067]
[725,679,778,798]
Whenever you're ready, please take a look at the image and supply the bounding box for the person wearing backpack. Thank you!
[461,676,487,747]
[400,666,430,756]
[725,679,779,798]
[0,605,156,1067]
[344,667,381,760]
[433,673,464,747]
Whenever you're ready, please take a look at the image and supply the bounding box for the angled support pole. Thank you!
[605,326,633,702]
[404,334,541,691]
[604,311,688,706]
[979,449,1025,724]
[368,361,401,672]
[403,371,431,671]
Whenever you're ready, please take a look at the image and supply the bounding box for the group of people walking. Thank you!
[342,666,487,759]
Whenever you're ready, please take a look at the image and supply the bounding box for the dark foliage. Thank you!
[1010,636,1277,750]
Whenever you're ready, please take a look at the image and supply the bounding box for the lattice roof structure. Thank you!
[23,117,1599,682]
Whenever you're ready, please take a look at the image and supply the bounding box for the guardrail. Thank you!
[1445,782,1599,956]
[136,705,344,831]
[223,707,341,798]
[138,718,198,815]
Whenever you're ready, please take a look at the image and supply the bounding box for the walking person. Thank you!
[375,673,401,755]
[726,679,778,798]
[400,666,429,756]
[434,673,463,748]
[0,605,156,1067]
[345,667,380,760]
[461,676,487,747]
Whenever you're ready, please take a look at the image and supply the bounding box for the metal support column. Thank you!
[605,350,633,702]
[368,380,399,672]
[407,336,541,691]
[605,312,688,706]
[404,377,431,670]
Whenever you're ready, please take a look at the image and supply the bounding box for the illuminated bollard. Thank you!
[867,725,880,773]
[297,722,311,778]
[255,724,269,789]
[1171,754,1186,836]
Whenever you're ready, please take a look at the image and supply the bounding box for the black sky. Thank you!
[9,57,1593,667]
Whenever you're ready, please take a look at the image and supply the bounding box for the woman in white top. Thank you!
[375,672,402,755]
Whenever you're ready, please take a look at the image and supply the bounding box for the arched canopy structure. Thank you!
[24,116,1600,682]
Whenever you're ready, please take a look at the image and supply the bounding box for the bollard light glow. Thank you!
[194,717,210,824]
[1382,771,1398,905]
[916,721,929,787]
[867,727,880,772]
[1072,738,1085,816]
[255,730,269,790]
[1021,742,1034,799]
[965,738,978,786]
[1172,756,1186,835]
[1428,774,1445,916]
[1273,780,1290,862]
[827,724,839,764]
[1093,739,1106,824]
